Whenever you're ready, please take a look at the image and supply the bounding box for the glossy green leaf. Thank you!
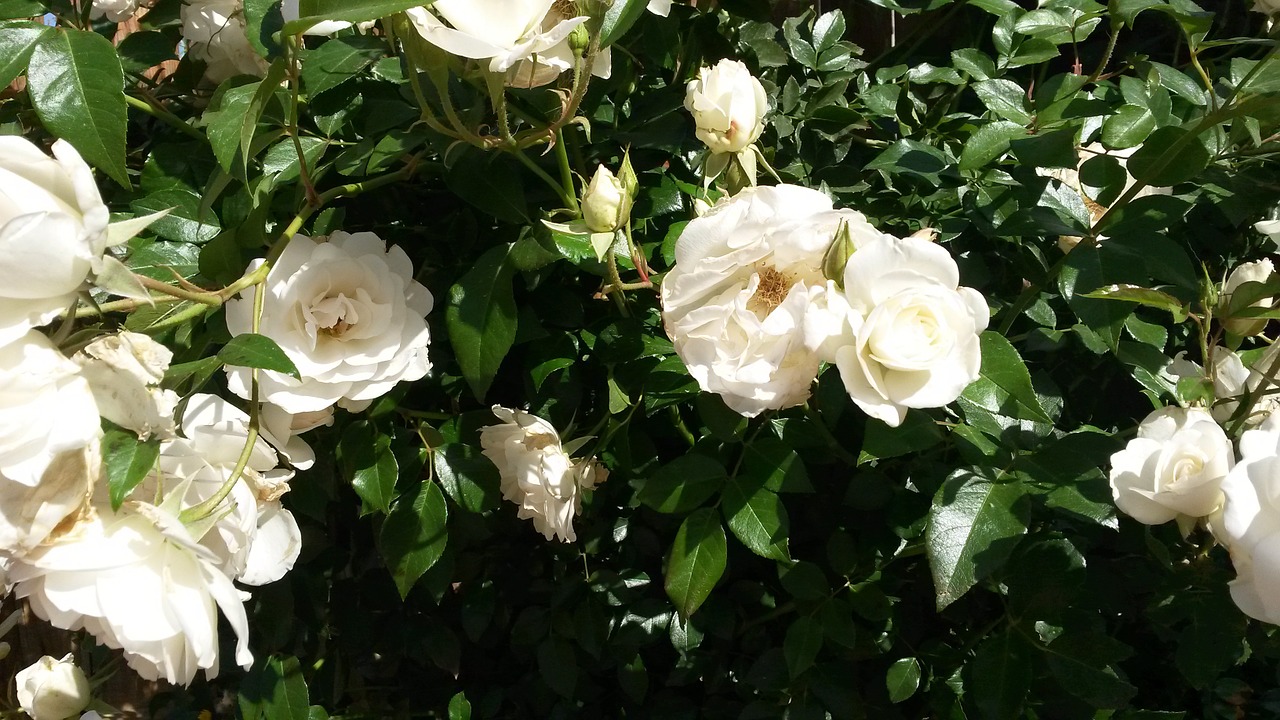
[239,656,309,720]
[218,333,301,378]
[959,332,1053,425]
[0,21,50,88]
[302,35,384,98]
[959,120,1026,170]
[972,79,1032,124]
[600,0,647,48]
[448,693,471,720]
[1101,104,1157,149]
[1080,284,1187,321]
[433,443,501,513]
[340,422,398,515]
[446,244,517,400]
[27,28,129,187]
[638,453,725,514]
[886,657,922,703]
[721,477,791,562]
[926,468,1030,609]
[103,424,160,511]
[1124,125,1210,187]
[783,616,823,678]
[664,508,727,618]
[380,479,448,599]
[968,630,1031,719]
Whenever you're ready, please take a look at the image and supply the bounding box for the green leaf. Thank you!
[968,630,1032,719]
[446,244,517,400]
[302,35,384,98]
[1080,284,1187,321]
[1042,632,1137,708]
[638,453,726,514]
[959,120,1027,171]
[1101,105,1157,149]
[340,421,398,515]
[858,410,943,464]
[1124,125,1210,187]
[218,333,301,378]
[103,424,160,511]
[26,28,129,187]
[131,189,221,244]
[433,443,501,513]
[444,149,528,224]
[380,479,449,599]
[0,0,45,18]
[960,332,1053,425]
[812,10,846,52]
[783,616,823,678]
[599,0,647,48]
[448,693,472,720]
[116,32,177,75]
[865,139,950,182]
[0,21,50,88]
[926,467,1030,609]
[664,507,727,618]
[536,637,579,698]
[972,79,1032,125]
[952,48,996,80]
[721,477,791,562]
[239,656,310,720]
[243,0,283,58]
[204,61,287,173]
[284,0,437,34]
[886,657,922,703]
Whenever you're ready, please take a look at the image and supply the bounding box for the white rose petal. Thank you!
[1218,413,1280,624]
[238,501,301,586]
[480,406,603,543]
[0,331,100,486]
[1109,406,1232,526]
[647,0,672,15]
[74,331,180,440]
[10,502,254,686]
[831,235,988,427]
[1256,219,1280,242]
[90,0,139,21]
[661,185,892,417]
[1220,259,1276,338]
[225,231,434,414]
[181,0,269,83]
[684,59,769,155]
[1210,344,1280,427]
[0,444,97,556]
[16,654,91,720]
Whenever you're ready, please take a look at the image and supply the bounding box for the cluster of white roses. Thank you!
[1108,259,1280,625]
[661,185,987,424]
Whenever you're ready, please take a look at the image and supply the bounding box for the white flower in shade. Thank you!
[0,138,125,343]
[74,331,180,440]
[16,654,91,720]
[1217,413,1280,624]
[827,235,988,427]
[1208,344,1280,427]
[0,444,97,556]
[181,0,269,83]
[480,406,604,542]
[238,501,301,586]
[89,0,139,21]
[1220,259,1277,338]
[1109,406,1232,526]
[1257,219,1280,242]
[0,331,100,486]
[1253,0,1280,14]
[684,59,769,155]
[10,502,254,686]
[661,185,891,417]
[647,0,672,15]
[225,231,433,415]
[1040,142,1172,252]
[406,0,586,79]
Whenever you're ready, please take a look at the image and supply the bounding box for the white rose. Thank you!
[1039,142,1172,251]
[406,0,606,87]
[582,165,627,233]
[238,500,301,586]
[480,406,604,543]
[90,0,138,21]
[16,654,90,720]
[661,185,891,417]
[1211,344,1280,427]
[684,59,769,154]
[1253,0,1280,14]
[0,138,109,344]
[830,235,988,427]
[260,403,333,471]
[279,0,374,35]
[74,331,180,440]
[1218,413,1280,624]
[0,444,97,556]
[1256,219,1280,242]
[225,231,434,414]
[1220,259,1276,338]
[0,331,100,486]
[181,0,269,83]
[10,502,254,686]
[1108,406,1232,525]
[647,0,672,15]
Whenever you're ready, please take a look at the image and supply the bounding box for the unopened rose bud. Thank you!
[582,165,628,233]
[16,654,91,720]
[684,59,768,154]
[821,218,856,287]
[569,23,591,57]
[1221,259,1277,338]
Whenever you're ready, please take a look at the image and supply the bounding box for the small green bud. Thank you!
[569,24,591,57]
[822,218,856,287]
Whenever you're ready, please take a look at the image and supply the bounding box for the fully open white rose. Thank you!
[90,0,139,21]
[10,502,254,686]
[1109,406,1232,526]
[0,444,97,556]
[661,185,890,417]
[1220,259,1276,338]
[829,235,988,426]
[74,331,180,440]
[0,138,109,343]
[684,59,768,155]
[480,406,604,543]
[406,0,590,82]
[181,0,269,83]
[0,331,100,486]
[1217,414,1280,624]
[225,231,433,414]
[16,654,91,720]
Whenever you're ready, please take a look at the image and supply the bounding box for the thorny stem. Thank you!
[286,35,320,206]
[510,147,578,209]
[554,128,581,215]
[1086,28,1119,83]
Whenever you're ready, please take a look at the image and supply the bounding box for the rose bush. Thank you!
[2,0,1280,717]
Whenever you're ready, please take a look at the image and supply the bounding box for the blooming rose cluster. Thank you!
[661,184,988,425]
[1109,254,1280,625]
